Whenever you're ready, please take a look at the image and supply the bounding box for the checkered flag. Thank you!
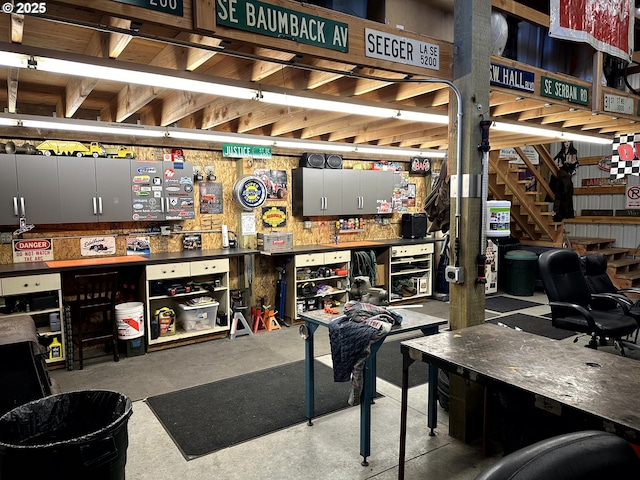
[611,134,640,179]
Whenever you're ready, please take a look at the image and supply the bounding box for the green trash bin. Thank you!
[504,250,538,296]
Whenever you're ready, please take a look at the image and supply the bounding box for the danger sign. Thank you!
[13,238,54,263]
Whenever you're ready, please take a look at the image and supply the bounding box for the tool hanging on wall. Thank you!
[476,120,492,284]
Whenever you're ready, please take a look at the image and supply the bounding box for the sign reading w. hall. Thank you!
[215,0,349,52]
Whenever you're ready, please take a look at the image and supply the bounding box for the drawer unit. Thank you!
[295,253,325,267]
[190,258,228,276]
[324,250,350,263]
[391,243,434,258]
[146,262,191,280]
[2,273,61,296]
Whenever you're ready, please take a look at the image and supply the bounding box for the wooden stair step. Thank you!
[581,247,629,259]
[607,258,640,271]
[568,236,616,248]
[614,270,640,281]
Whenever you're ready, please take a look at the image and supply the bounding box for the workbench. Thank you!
[300,306,446,466]
[397,323,640,480]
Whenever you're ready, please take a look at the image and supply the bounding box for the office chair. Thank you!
[538,249,638,354]
[69,271,120,369]
[475,430,640,480]
[580,253,640,347]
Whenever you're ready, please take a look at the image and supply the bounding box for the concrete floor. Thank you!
[49,290,635,479]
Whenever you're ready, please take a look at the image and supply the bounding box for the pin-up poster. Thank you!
[549,0,633,62]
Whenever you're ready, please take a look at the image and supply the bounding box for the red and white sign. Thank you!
[626,185,640,209]
[549,0,633,62]
[12,238,54,263]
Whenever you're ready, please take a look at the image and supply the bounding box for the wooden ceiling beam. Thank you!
[10,13,24,44]
[7,68,18,113]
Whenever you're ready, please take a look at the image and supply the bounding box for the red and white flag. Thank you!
[550,0,633,62]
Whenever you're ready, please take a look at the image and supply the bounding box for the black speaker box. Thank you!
[299,152,325,168]
[402,213,427,239]
[325,154,343,169]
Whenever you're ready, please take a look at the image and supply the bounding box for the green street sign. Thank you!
[216,0,349,52]
[113,0,183,16]
[222,144,272,159]
[541,76,589,105]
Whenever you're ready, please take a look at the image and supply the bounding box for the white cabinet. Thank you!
[0,273,65,364]
[388,244,434,302]
[145,259,230,347]
[285,250,351,323]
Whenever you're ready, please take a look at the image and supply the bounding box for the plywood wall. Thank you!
[0,141,431,302]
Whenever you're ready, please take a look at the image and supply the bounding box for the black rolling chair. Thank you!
[69,271,120,370]
[475,430,640,480]
[580,254,640,344]
[538,249,638,354]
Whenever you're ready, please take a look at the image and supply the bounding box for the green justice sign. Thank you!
[222,144,272,159]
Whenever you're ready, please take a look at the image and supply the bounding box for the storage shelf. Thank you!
[295,274,348,283]
[296,289,348,301]
[391,268,430,276]
[149,287,224,301]
[148,326,228,345]
[390,293,431,303]
[0,307,60,319]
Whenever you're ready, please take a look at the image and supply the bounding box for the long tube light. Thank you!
[0,49,447,123]
[0,50,613,147]
[492,121,613,145]
[0,113,447,158]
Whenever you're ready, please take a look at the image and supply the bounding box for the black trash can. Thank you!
[0,390,133,480]
[504,250,538,296]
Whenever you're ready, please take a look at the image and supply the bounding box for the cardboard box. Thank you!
[176,301,218,332]
[412,276,430,294]
[257,232,293,252]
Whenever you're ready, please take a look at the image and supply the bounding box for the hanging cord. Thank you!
[350,250,377,285]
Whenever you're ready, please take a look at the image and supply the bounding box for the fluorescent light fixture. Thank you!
[35,56,258,100]
[492,121,612,145]
[0,113,446,158]
[0,49,448,124]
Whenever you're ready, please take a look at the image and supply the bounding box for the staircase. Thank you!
[488,150,640,289]
[569,237,640,290]
[488,151,564,247]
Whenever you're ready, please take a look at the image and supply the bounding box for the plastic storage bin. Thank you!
[0,390,132,480]
[176,301,219,332]
[504,250,538,296]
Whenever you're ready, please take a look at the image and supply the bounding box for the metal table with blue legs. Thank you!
[299,307,447,466]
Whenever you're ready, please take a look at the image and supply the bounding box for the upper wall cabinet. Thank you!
[341,169,395,215]
[292,167,394,216]
[0,155,195,226]
[0,154,61,225]
[58,157,133,223]
[292,168,344,216]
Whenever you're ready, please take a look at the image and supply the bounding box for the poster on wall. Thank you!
[199,182,223,214]
[183,234,202,251]
[549,0,633,62]
[126,236,151,256]
[262,206,287,228]
[392,171,411,212]
[254,168,288,200]
[12,238,53,263]
[81,236,116,256]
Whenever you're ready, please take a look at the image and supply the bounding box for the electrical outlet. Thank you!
[0,232,13,244]
[382,218,390,225]
[445,266,465,284]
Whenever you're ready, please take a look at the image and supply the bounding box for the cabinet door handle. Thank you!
[98,197,103,215]
[12,197,18,216]
[19,197,25,216]
[92,197,97,215]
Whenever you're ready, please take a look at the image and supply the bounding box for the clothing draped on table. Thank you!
[328,301,402,406]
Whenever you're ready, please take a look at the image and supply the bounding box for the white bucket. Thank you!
[487,200,511,237]
[115,302,145,339]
